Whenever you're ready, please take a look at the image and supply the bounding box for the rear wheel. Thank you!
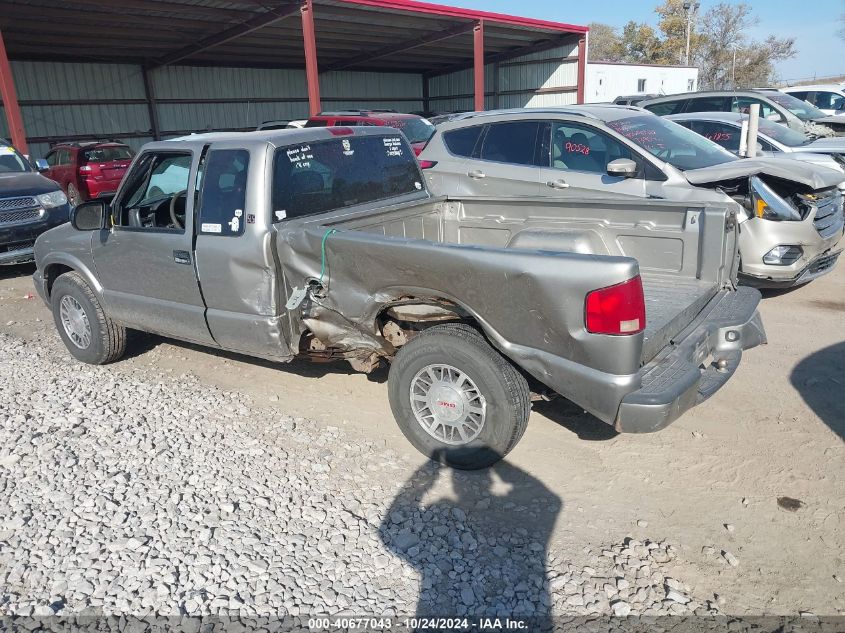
[67,183,83,206]
[51,271,126,364]
[388,323,530,469]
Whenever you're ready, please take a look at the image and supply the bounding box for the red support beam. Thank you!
[0,30,28,155]
[576,36,587,105]
[473,20,484,112]
[301,0,321,116]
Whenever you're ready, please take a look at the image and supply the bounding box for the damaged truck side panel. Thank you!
[34,126,766,469]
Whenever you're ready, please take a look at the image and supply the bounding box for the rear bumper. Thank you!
[615,286,766,433]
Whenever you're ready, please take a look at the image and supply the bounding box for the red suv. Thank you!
[304,111,435,155]
[42,141,135,205]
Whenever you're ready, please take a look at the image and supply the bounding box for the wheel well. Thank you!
[45,264,74,298]
[375,298,482,350]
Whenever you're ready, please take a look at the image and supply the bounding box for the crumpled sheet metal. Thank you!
[277,225,644,380]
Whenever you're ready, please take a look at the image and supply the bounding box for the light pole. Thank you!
[682,1,699,66]
[732,46,738,89]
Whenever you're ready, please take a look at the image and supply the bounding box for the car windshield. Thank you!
[607,115,738,171]
[0,144,31,173]
[756,118,811,147]
[765,92,827,121]
[82,146,133,162]
[388,118,436,144]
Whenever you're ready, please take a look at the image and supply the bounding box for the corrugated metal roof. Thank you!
[0,0,585,73]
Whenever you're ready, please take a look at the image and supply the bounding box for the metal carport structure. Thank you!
[0,0,588,155]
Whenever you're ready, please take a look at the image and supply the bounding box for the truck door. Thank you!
[193,144,291,360]
[92,147,215,345]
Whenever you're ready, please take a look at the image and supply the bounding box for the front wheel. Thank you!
[51,271,126,365]
[388,323,530,469]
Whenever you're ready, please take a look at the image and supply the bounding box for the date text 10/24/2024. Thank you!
[307,617,530,630]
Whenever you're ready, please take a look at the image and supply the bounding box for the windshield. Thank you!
[765,92,827,121]
[607,115,738,171]
[0,144,31,173]
[756,118,811,147]
[388,118,436,144]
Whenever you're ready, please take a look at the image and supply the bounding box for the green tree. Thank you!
[587,22,623,61]
[617,21,662,64]
[693,3,795,89]
[655,0,705,65]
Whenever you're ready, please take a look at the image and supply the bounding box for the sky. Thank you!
[436,0,843,83]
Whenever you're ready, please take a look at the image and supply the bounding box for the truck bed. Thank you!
[641,274,718,364]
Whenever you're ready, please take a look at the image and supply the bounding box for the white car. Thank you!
[666,111,845,188]
[782,85,845,116]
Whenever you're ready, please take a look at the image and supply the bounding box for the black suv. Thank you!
[1,140,71,265]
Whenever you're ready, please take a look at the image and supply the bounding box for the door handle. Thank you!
[468,170,486,179]
[546,179,570,189]
[173,250,191,265]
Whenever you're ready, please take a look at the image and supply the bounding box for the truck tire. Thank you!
[388,323,530,469]
[51,271,126,365]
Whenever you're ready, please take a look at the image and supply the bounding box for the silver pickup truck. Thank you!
[33,127,766,469]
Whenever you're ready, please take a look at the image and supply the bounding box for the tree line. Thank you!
[588,0,796,90]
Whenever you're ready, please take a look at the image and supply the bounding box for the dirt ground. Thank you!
[1,260,843,616]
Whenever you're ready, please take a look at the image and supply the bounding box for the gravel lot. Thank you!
[0,262,843,621]
[0,332,713,620]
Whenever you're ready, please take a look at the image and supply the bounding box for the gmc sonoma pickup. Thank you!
[33,127,766,469]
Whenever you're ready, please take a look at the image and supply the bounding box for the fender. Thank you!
[41,251,103,300]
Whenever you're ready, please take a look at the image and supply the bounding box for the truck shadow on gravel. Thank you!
[381,452,562,629]
[122,331,388,382]
[790,342,845,440]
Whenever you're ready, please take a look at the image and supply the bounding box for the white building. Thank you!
[585,61,699,103]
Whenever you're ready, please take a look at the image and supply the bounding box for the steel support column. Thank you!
[473,20,484,112]
[0,29,27,154]
[142,66,161,141]
[576,35,587,104]
[301,0,321,116]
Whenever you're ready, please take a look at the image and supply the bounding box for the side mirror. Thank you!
[71,200,107,231]
[606,158,638,178]
[34,158,49,172]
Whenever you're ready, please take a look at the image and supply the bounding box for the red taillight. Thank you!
[585,275,646,336]
[328,127,354,136]
[78,165,94,174]
[418,159,438,169]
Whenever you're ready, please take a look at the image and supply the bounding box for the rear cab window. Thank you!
[272,133,424,220]
[684,96,732,113]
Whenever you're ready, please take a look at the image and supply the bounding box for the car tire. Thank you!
[388,323,530,469]
[51,271,126,365]
[67,183,83,206]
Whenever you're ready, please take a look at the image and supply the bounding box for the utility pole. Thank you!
[682,1,699,66]
[732,46,737,89]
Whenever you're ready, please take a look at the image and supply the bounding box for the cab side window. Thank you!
[549,122,636,174]
[479,121,543,166]
[643,100,686,116]
[688,121,741,153]
[114,151,192,231]
[198,149,249,237]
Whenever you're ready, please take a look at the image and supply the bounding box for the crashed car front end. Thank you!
[737,180,844,287]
